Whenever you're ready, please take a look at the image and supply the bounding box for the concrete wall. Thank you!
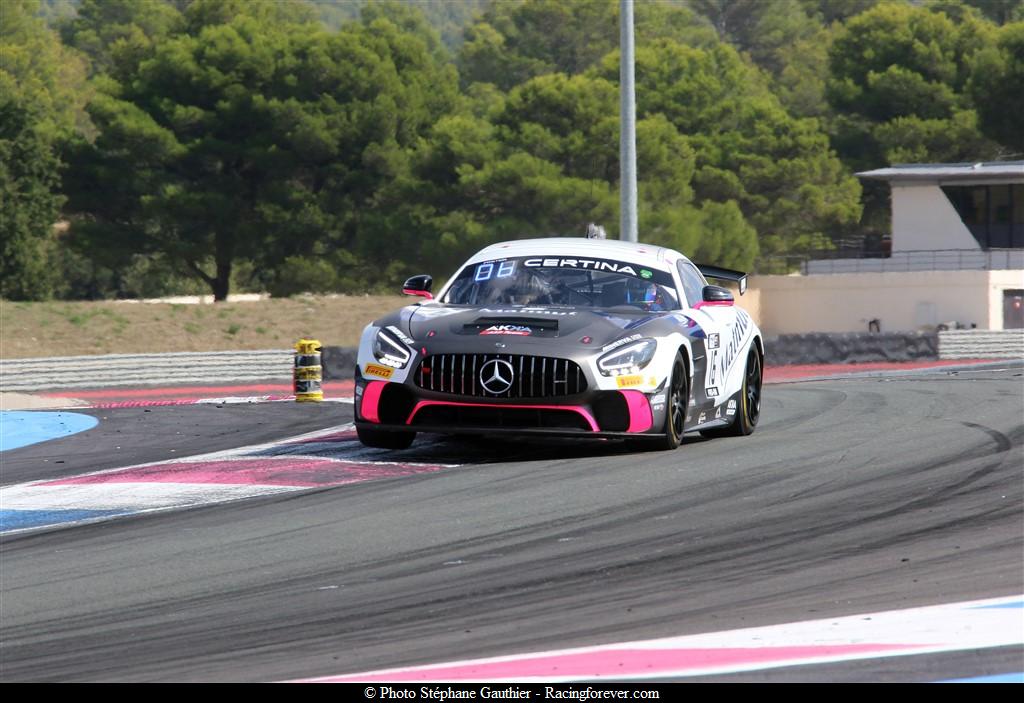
[749,270,1024,335]
[735,286,761,329]
[891,183,979,252]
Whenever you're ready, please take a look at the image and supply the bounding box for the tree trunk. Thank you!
[212,260,231,302]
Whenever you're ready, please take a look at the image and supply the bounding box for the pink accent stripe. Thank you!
[317,643,921,682]
[692,300,733,309]
[360,381,387,423]
[403,289,433,300]
[40,458,446,487]
[619,390,653,433]
[406,400,599,432]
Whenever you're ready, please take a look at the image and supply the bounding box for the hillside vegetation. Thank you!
[4,0,1021,304]
[0,295,407,358]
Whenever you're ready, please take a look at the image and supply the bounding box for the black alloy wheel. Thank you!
[742,345,762,429]
[629,351,688,452]
[702,345,762,438]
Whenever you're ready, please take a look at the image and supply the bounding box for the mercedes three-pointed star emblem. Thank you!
[479,359,515,395]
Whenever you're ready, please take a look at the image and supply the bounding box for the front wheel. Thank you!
[357,425,416,449]
[628,351,688,452]
[701,345,762,438]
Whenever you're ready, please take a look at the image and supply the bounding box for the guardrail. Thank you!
[0,350,293,391]
[758,248,1023,275]
[938,330,1024,360]
[805,249,1023,274]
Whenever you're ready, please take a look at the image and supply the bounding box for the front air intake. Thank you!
[415,354,587,399]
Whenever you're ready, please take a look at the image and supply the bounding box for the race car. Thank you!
[354,237,763,451]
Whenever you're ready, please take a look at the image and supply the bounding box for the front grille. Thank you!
[415,353,587,399]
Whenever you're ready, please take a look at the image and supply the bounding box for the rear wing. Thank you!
[696,264,748,295]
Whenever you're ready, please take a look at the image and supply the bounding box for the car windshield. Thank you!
[443,256,680,311]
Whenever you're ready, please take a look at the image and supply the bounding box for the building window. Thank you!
[1015,183,1024,226]
[990,185,1012,247]
[941,183,1023,249]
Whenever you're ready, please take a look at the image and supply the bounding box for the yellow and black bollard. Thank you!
[294,339,323,402]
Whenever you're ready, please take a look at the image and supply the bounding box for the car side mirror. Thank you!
[699,285,734,307]
[403,275,433,300]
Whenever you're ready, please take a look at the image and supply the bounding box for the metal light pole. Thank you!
[619,0,638,242]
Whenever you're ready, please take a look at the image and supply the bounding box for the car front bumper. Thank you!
[354,373,665,438]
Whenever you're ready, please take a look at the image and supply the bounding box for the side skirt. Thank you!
[684,388,743,433]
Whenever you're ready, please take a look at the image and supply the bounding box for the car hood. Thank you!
[376,304,670,351]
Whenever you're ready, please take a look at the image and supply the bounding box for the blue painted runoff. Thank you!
[938,673,1024,683]
[0,509,129,532]
[0,411,98,451]
[971,600,1024,610]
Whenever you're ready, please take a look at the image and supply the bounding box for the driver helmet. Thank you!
[625,279,659,305]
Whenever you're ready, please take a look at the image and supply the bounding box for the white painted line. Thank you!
[1,482,297,511]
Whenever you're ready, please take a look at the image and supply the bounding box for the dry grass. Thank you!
[0,295,409,358]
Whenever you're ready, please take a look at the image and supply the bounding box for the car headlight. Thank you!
[373,327,413,368]
[597,338,657,376]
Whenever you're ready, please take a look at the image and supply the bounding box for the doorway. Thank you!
[1004,290,1024,329]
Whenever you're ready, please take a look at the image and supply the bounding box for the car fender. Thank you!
[356,325,419,384]
[584,329,690,393]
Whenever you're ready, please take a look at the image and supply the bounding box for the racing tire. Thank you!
[701,346,762,438]
[356,425,416,450]
[628,351,688,452]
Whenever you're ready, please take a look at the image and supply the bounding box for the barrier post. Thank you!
[294,339,323,402]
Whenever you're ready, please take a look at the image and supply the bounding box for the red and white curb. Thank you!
[296,595,1024,682]
[0,423,455,535]
[77,394,355,409]
[30,382,356,409]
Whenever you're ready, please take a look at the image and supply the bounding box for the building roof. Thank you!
[857,161,1024,183]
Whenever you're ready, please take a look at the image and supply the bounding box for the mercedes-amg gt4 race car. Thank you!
[355,237,763,450]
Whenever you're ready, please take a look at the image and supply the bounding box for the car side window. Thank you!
[676,261,706,308]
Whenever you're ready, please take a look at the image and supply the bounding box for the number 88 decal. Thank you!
[475,260,516,281]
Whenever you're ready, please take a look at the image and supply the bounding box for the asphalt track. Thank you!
[1,365,1022,681]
